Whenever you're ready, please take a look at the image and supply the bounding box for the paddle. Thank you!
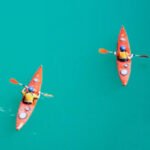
[98,48,150,58]
[10,78,54,98]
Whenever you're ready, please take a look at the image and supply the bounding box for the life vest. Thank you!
[118,52,128,59]
[24,93,34,103]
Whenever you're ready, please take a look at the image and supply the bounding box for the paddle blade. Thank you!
[135,54,149,58]
[10,78,18,84]
[140,55,149,58]
[43,93,54,98]
[98,48,109,54]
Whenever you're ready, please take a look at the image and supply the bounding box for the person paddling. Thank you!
[114,46,133,62]
[22,86,40,104]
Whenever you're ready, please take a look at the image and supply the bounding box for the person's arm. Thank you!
[128,53,133,59]
[33,93,40,99]
[22,88,26,95]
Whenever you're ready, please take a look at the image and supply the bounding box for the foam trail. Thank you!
[0,107,6,112]
[10,114,15,117]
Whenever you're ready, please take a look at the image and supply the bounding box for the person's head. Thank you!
[28,86,34,92]
[120,46,126,52]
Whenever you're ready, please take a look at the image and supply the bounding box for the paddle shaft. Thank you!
[103,49,149,58]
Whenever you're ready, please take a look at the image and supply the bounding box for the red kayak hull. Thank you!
[117,26,131,86]
[16,66,43,130]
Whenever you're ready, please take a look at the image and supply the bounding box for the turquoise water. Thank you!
[0,0,150,149]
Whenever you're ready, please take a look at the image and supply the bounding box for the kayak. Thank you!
[16,66,43,130]
[117,26,131,86]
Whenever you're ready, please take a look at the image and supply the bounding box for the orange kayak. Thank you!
[117,26,131,86]
[16,66,43,130]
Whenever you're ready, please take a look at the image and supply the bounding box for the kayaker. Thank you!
[114,46,133,62]
[22,86,40,104]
